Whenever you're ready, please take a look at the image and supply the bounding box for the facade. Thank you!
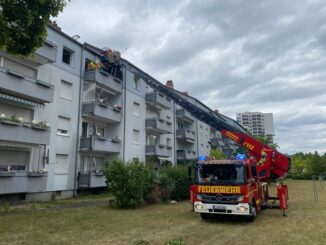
[0,24,82,200]
[236,112,275,144]
[0,25,216,199]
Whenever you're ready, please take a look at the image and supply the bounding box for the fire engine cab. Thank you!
[191,155,268,221]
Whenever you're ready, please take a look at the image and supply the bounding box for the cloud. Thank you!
[55,0,326,154]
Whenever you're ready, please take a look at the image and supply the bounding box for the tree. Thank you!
[210,149,226,160]
[255,135,279,150]
[0,0,67,55]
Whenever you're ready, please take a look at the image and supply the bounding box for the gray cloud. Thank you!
[55,0,326,154]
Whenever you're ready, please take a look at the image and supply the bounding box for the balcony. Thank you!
[176,109,194,123]
[78,171,106,188]
[0,120,50,145]
[34,40,58,64]
[80,136,121,153]
[0,172,47,194]
[84,69,122,94]
[146,144,172,158]
[176,129,196,142]
[146,92,171,110]
[145,117,172,134]
[177,150,196,161]
[82,102,122,123]
[0,67,54,103]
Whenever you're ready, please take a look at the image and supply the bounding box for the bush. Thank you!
[105,159,148,208]
[105,160,191,208]
[161,166,189,201]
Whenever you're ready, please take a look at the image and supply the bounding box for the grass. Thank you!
[0,180,325,245]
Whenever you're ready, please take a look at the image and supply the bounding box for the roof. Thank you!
[198,160,243,165]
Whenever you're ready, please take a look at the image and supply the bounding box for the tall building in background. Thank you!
[236,112,275,144]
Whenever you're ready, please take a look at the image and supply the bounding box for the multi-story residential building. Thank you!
[0,25,214,199]
[236,111,275,144]
[0,23,82,200]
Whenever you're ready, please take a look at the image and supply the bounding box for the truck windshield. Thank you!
[196,163,245,185]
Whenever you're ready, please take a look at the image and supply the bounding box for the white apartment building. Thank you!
[0,25,214,199]
[236,112,275,144]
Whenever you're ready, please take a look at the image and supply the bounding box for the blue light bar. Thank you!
[236,154,246,161]
[198,155,207,161]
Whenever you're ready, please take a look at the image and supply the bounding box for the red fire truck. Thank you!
[190,130,290,221]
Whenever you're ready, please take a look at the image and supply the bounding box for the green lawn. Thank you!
[0,180,325,245]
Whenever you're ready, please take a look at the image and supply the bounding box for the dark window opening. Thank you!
[62,47,73,65]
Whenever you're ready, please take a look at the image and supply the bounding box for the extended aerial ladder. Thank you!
[99,51,291,181]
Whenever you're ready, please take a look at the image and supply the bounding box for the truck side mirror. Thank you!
[251,179,256,185]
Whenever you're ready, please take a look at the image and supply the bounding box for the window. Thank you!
[96,126,105,137]
[60,80,73,101]
[146,134,157,145]
[55,154,69,173]
[133,102,140,117]
[57,116,70,135]
[62,47,73,65]
[0,149,30,171]
[133,74,140,90]
[132,157,139,162]
[167,138,171,146]
[133,129,140,144]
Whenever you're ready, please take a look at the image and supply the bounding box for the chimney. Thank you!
[182,92,188,96]
[214,109,219,114]
[166,80,174,89]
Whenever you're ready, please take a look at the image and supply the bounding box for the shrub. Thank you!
[161,166,189,201]
[159,173,175,201]
[105,159,147,208]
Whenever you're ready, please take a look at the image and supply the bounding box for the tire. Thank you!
[248,204,256,222]
[200,213,210,220]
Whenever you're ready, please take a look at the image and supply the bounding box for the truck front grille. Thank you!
[201,194,240,204]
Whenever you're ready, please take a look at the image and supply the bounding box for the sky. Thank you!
[55,0,326,154]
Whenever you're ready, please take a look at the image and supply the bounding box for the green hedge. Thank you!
[104,160,190,208]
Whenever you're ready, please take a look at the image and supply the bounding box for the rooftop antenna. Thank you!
[72,34,80,40]
[121,46,129,54]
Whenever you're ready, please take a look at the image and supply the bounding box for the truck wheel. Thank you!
[200,213,210,220]
[248,204,256,222]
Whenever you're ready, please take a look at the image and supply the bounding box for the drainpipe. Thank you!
[196,119,199,159]
[173,102,176,165]
[122,62,127,162]
[73,45,84,197]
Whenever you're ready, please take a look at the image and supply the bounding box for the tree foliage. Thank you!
[0,0,67,55]
[255,135,279,150]
[288,151,326,179]
[210,149,226,160]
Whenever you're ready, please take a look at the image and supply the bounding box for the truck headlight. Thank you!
[237,206,249,212]
[195,204,204,210]
[237,195,244,202]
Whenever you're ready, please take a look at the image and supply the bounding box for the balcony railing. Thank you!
[145,117,172,134]
[0,67,54,103]
[0,119,50,145]
[176,150,197,161]
[146,92,171,110]
[82,102,122,123]
[145,144,172,157]
[84,69,122,94]
[176,129,196,142]
[78,171,106,188]
[80,136,121,153]
[0,172,47,194]
[176,109,194,123]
